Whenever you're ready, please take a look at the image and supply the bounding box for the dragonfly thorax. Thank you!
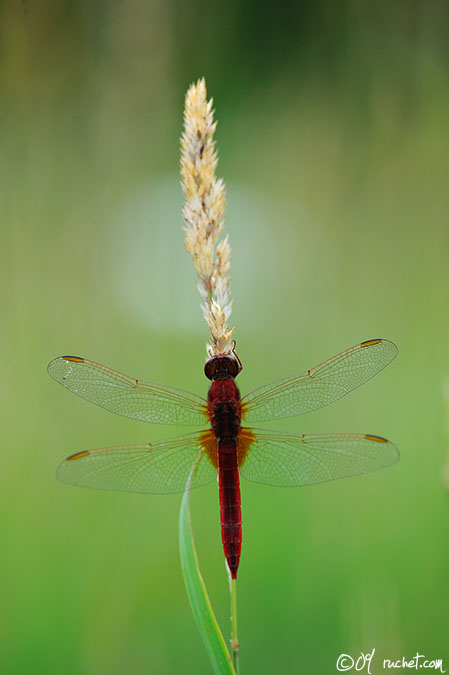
[208,379,242,438]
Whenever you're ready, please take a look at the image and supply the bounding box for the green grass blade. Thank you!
[179,470,235,675]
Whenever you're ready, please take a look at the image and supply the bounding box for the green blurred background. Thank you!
[2,1,449,673]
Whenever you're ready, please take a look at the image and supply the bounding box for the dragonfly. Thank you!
[48,338,399,579]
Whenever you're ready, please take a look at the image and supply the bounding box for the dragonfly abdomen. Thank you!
[218,437,242,579]
[208,374,243,577]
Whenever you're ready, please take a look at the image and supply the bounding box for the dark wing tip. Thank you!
[47,355,85,378]
[56,450,91,486]
[360,338,398,363]
[365,434,400,466]
[365,433,388,442]
[66,450,90,461]
[361,339,383,347]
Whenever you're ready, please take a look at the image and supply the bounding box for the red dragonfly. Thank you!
[48,338,398,578]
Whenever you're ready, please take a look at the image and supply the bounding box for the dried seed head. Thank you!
[180,78,235,356]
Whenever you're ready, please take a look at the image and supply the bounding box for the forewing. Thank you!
[48,356,209,426]
[57,431,218,494]
[238,428,399,487]
[242,339,397,423]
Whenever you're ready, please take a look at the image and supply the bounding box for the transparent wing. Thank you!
[48,356,209,426]
[241,339,397,423]
[237,428,399,487]
[57,431,218,494]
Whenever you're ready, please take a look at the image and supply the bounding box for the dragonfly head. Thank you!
[204,353,242,381]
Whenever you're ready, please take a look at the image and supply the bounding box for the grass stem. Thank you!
[229,574,240,674]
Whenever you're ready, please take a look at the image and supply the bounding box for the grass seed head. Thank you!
[180,78,235,356]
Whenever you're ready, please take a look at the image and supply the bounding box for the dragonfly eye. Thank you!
[204,354,241,380]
